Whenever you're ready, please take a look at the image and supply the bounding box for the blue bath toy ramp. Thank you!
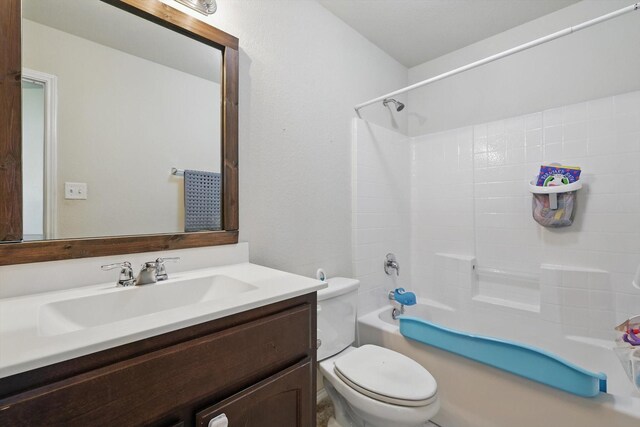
[399,316,607,397]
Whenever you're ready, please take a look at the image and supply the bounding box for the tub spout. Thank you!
[391,306,404,320]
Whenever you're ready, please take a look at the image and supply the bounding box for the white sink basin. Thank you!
[38,275,257,336]
[0,261,326,379]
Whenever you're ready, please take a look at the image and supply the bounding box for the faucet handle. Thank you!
[156,257,180,264]
[384,253,400,276]
[155,257,180,281]
[101,261,135,287]
[101,261,132,271]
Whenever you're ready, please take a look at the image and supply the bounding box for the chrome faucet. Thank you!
[136,257,180,285]
[101,257,180,287]
[136,261,159,285]
[384,253,400,276]
[101,262,136,287]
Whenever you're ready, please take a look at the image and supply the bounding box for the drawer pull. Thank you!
[208,414,228,427]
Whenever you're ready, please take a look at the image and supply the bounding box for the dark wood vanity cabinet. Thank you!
[0,293,317,427]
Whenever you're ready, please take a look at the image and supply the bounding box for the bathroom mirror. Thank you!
[22,0,223,241]
[0,0,239,264]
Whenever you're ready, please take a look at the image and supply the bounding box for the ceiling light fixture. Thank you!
[174,0,217,16]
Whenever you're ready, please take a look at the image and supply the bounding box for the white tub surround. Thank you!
[352,120,412,315]
[353,90,640,337]
[0,243,325,378]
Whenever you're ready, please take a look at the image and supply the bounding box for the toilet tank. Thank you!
[317,277,360,361]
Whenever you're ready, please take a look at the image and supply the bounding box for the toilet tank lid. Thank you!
[317,277,360,301]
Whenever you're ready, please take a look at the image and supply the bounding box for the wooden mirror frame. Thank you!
[0,0,238,266]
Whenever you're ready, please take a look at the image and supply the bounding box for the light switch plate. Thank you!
[65,182,88,200]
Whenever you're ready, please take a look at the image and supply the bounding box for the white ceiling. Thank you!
[318,0,580,68]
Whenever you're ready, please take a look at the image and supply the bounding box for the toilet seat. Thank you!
[333,345,437,407]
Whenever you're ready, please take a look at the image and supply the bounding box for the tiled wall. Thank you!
[410,90,640,338]
[352,119,411,315]
[411,127,475,300]
[431,253,474,309]
[354,91,639,334]
[539,265,614,339]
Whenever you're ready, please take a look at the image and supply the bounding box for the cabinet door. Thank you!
[196,361,314,427]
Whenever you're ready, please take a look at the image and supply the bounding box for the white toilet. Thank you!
[318,278,439,427]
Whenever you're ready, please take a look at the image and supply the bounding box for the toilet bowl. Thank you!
[320,345,439,427]
[317,278,439,427]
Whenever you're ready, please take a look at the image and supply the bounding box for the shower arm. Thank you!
[354,3,640,114]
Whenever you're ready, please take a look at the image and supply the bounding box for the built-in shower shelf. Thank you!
[473,265,541,311]
[474,266,539,284]
[399,316,607,397]
[471,295,540,313]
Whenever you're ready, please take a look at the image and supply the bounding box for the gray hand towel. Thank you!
[184,169,221,232]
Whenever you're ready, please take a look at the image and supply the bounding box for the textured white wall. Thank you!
[5,1,408,290]
[407,0,640,136]
[160,0,408,278]
[23,19,220,239]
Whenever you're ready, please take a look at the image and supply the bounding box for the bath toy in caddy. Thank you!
[614,314,640,391]
[529,163,582,228]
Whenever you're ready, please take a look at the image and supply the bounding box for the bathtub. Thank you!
[358,300,640,427]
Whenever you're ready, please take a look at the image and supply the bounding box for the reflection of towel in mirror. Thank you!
[184,170,221,232]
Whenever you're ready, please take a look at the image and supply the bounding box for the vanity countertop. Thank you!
[0,262,326,379]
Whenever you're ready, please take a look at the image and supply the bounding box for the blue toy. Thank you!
[392,288,416,306]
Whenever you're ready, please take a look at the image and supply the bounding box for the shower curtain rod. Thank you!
[354,3,639,114]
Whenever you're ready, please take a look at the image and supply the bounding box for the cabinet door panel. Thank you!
[0,304,311,426]
[196,361,314,427]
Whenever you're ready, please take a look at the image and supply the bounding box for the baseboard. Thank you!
[317,387,328,403]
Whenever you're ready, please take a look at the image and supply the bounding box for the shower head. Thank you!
[383,98,405,112]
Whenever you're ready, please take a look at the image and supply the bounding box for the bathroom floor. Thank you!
[316,396,334,427]
[316,396,442,427]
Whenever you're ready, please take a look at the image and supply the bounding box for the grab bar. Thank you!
[473,266,539,283]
